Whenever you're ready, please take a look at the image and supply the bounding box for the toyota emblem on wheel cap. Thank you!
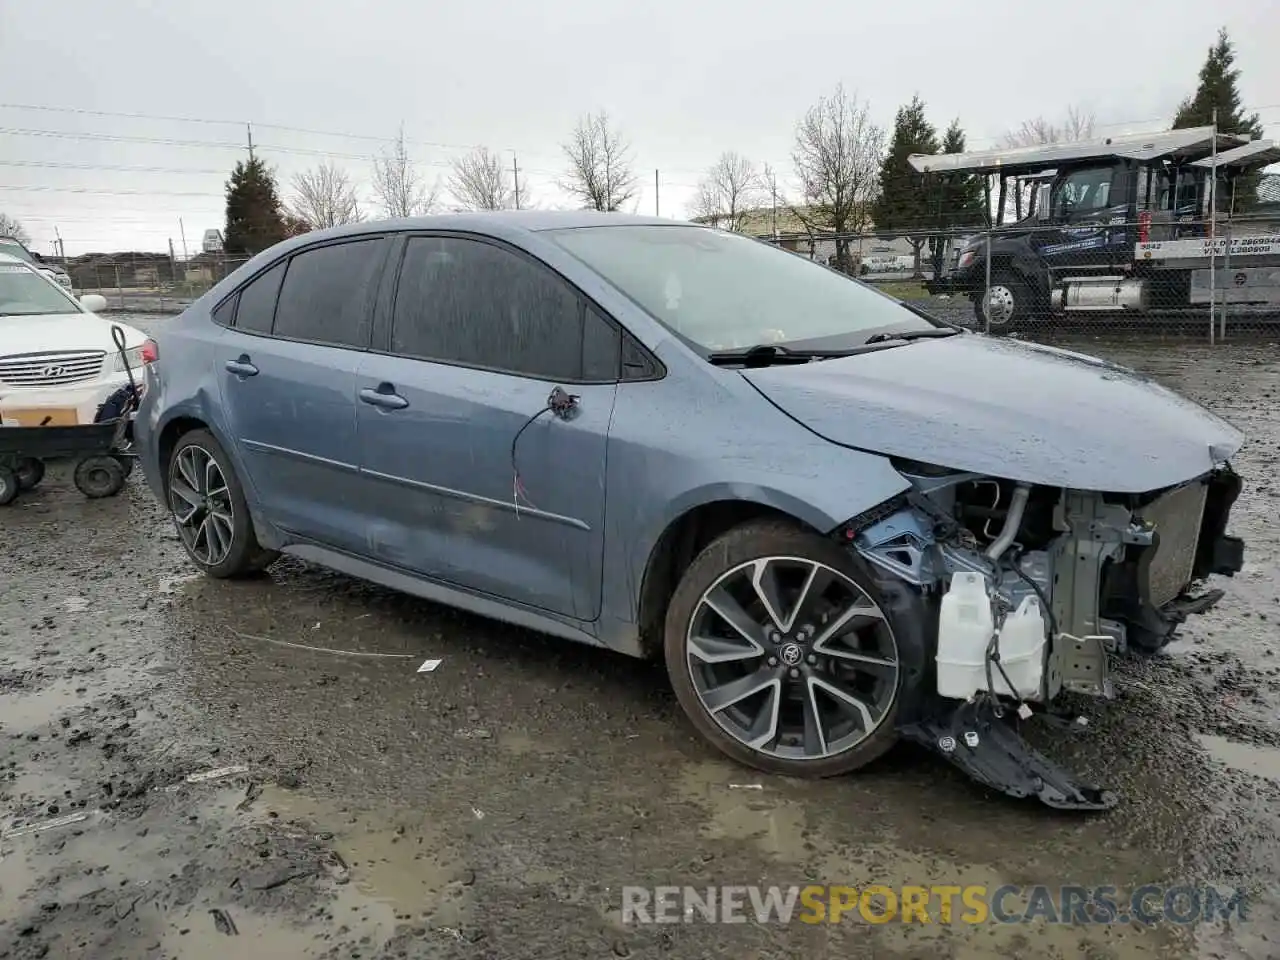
[778,642,803,666]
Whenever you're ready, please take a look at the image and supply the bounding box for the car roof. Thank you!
[292,210,694,246]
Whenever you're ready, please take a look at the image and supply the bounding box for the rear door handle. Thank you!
[225,355,258,378]
[359,384,409,411]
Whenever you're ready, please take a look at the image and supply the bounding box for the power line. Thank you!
[0,159,228,175]
[0,184,223,198]
[0,127,244,150]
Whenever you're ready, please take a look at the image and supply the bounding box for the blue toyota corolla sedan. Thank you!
[134,212,1245,809]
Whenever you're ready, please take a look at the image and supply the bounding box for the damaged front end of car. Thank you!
[838,460,1245,811]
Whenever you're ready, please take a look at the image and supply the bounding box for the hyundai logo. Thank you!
[41,364,67,378]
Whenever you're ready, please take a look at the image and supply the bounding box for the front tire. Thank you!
[664,520,903,778]
[974,275,1035,330]
[167,429,278,578]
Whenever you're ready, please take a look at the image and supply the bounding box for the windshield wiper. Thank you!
[706,344,853,367]
[864,327,961,345]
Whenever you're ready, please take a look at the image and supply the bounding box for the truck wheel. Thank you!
[664,519,904,778]
[975,276,1033,330]
[74,455,127,499]
[15,458,45,491]
[0,466,18,506]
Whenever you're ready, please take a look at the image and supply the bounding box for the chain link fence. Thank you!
[761,212,1280,343]
[56,253,252,313]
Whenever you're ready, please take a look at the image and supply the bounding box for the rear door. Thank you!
[215,236,389,552]
[355,233,621,620]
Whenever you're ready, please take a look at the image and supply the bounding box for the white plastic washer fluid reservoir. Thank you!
[936,572,995,700]
[936,572,1048,700]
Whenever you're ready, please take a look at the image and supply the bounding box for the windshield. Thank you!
[0,239,36,264]
[546,225,934,352]
[0,263,81,316]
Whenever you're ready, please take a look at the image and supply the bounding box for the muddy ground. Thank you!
[1,316,1278,960]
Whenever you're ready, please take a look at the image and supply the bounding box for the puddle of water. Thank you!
[1197,733,1280,780]
[158,572,202,595]
[671,760,1182,958]
[0,677,91,733]
[252,785,465,921]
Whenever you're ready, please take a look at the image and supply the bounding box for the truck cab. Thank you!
[910,127,1279,327]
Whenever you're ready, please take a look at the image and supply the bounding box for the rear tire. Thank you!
[0,467,18,506]
[663,519,904,778]
[74,455,126,499]
[15,458,45,491]
[167,429,277,578]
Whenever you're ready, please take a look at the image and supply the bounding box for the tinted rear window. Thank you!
[273,239,383,348]
[234,262,285,334]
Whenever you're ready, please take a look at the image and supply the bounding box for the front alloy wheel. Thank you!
[665,522,902,776]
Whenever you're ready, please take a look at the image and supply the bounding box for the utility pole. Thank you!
[654,169,660,217]
[53,225,64,259]
[179,218,189,260]
[1209,106,1219,344]
[769,169,779,239]
[512,154,521,210]
[246,122,255,162]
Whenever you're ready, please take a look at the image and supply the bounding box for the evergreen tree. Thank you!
[1172,28,1263,137]
[871,96,940,277]
[928,121,986,275]
[1173,28,1264,213]
[224,157,286,257]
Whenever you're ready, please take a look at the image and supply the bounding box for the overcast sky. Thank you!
[2,0,1278,256]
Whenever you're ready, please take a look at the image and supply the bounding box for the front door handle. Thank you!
[225,355,258,378]
[359,384,409,411]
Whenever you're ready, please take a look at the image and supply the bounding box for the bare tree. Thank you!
[791,83,885,272]
[1002,106,1096,147]
[560,111,638,212]
[0,212,29,242]
[372,125,440,218]
[448,147,516,211]
[289,161,361,229]
[691,152,764,231]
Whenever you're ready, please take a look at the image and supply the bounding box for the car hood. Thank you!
[0,313,146,357]
[741,334,1243,493]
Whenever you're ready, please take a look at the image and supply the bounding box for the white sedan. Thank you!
[0,252,153,427]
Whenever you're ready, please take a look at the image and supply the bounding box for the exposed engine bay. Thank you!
[840,460,1245,810]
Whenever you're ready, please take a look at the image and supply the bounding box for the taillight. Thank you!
[1137,211,1151,243]
[141,339,158,364]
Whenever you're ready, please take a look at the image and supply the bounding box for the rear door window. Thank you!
[272,239,384,348]
[389,236,591,380]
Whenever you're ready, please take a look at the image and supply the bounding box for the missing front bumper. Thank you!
[900,700,1118,812]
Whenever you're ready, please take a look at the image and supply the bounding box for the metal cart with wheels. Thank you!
[0,324,141,506]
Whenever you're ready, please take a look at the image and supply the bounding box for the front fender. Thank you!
[598,376,913,643]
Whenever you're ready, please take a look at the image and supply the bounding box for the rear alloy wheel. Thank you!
[665,521,902,777]
[167,429,278,578]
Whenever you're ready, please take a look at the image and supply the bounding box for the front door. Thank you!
[356,234,621,620]
[216,236,389,553]
[1036,164,1130,272]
